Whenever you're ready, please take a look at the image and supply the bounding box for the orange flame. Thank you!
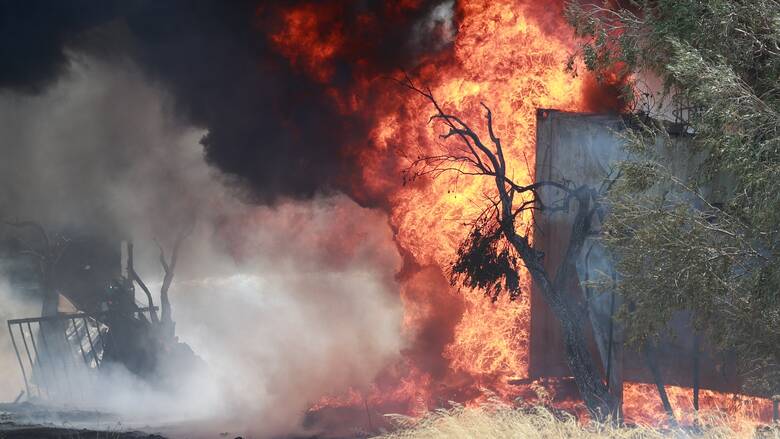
[623,382,772,427]
[356,0,588,400]
[268,0,590,411]
[269,3,344,83]
[267,0,771,428]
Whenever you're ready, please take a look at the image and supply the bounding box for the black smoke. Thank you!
[0,0,455,204]
[0,0,117,92]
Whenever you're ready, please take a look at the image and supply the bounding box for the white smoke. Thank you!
[0,54,404,437]
[410,0,456,52]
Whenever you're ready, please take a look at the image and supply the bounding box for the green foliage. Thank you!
[567,0,780,395]
[450,218,521,303]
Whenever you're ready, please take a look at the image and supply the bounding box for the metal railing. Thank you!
[7,306,157,401]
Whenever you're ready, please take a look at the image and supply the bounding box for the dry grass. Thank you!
[374,402,780,439]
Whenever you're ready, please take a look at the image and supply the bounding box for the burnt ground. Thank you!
[0,424,165,438]
[0,402,166,438]
[0,402,382,438]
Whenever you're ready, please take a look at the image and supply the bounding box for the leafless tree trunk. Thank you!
[125,224,193,340]
[127,240,159,323]
[155,223,194,339]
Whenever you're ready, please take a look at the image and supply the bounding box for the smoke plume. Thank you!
[0,0,456,204]
[0,55,403,437]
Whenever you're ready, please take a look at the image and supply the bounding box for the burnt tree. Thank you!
[5,221,71,349]
[3,221,69,325]
[401,77,617,418]
[127,241,159,324]
[155,223,193,340]
[128,223,193,342]
[2,221,74,390]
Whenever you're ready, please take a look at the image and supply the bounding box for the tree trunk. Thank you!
[519,241,617,418]
[40,273,58,317]
[39,274,63,343]
[560,309,616,418]
[644,341,677,426]
[534,270,618,419]
[504,189,617,419]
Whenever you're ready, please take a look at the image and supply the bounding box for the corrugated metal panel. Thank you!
[531,109,741,394]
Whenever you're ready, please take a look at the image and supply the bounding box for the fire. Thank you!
[265,0,772,428]
[360,0,587,398]
[623,382,773,427]
[268,3,344,83]
[268,0,587,411]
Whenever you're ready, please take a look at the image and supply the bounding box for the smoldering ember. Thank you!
[0,1,779,438]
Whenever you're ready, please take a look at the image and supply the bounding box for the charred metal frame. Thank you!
[6,306,157,401]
